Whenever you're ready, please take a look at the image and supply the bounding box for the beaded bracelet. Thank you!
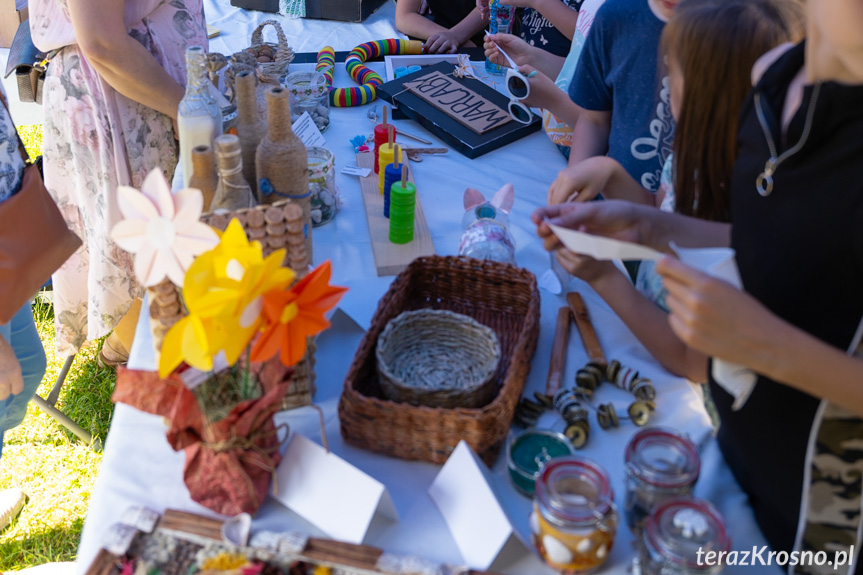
[316,40,424,107]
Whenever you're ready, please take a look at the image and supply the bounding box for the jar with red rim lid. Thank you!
[625,427,700,535]
[529,456,618,573]
[641,496,730,575]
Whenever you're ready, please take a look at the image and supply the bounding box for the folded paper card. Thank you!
[547,223,664,261]
[273,433,398,544]
[671,244,757,410]
[428,441,528,570]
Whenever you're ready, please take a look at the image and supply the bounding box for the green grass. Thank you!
[17,124,42,161]
[0,294,116,570]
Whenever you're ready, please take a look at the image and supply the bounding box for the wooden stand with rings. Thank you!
[355,152,434,276]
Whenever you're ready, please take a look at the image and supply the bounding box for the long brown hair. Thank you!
[661,0,805,222]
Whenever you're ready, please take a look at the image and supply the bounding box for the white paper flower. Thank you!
[111,169,220,287]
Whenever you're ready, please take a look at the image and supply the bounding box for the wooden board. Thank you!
[356,152,435,276]
[376,62,541,159]
[403,71,512,134]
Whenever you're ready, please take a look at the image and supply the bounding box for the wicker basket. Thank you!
[248,20,294,77]
[202,200,316,410]
[376,309,500,409]
[339,256,540,466]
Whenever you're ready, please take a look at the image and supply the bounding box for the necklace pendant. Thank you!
[756,157,777,197]
[756,173,774,196]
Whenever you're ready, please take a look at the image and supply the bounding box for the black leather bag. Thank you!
[4,19,47,105]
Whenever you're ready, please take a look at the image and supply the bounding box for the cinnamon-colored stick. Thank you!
[546,306,571,395]
[566,292,606,364]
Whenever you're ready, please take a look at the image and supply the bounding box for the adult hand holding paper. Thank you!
[659,248,757,410]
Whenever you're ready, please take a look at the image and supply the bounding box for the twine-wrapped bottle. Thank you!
[188,145,218,212]
[234,70,265,200]
[178,46,220,188]
[256,86,312,262]
[212,134,255,211]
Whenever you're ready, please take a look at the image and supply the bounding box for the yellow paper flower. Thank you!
[159,219,295,376]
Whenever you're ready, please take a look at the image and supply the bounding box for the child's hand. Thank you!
[513,65,562,110]
[555,249,617,285]
[425,31,461,54]
[657,257,778,368]
[476,0,490,18]
[532,201,647,248]
[483,33,533,68]
[548,157,618,205]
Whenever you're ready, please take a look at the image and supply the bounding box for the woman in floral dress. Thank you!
[29,0,206,356]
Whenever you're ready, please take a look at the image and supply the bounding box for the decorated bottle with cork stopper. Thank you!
[374,106,396,174]
[211,134,255,211]
[234,70,265,200]
[256,86,312,262]
[188,144,218,213]
[178,46,221,188]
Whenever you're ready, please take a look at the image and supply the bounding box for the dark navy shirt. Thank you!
[518,0,583,58]
[569,0,673,191]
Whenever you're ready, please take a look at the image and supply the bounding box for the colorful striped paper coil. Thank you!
[316,40,424,107]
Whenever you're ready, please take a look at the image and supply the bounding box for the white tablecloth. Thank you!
[75,5,775,573]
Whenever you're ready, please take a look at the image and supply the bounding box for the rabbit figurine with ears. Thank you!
[458,183,517,265]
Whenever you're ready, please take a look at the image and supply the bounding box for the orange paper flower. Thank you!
[251,261,347,367]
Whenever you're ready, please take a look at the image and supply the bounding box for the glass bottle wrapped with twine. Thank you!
[256,86,312,262]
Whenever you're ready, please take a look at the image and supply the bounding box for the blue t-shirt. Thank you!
[568,0,675,191]
[520,0,582,58]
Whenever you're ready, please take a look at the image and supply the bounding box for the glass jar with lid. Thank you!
[306,147,337,227]
[283,71,330,133]
[530,456,618,573]
[624,427,700,534]
[641,496,730,575]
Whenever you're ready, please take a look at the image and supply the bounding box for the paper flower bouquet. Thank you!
[110,169,346,516]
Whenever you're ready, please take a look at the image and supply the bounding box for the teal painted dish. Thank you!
[507,429,575,496]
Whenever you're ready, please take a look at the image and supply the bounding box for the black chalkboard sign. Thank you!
[376,62,542,159]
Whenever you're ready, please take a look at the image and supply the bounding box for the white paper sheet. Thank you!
[428,441,527,570]
[291,112,327,148]
[671,244,758,409]
[272,434,398,545]
[547,223,664,261]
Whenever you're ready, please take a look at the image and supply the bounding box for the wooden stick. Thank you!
[546,306,572,395]
[393,144,401,170]
[382,105,388,127]
[401,164,407,187]
[566,292,606,364]
[388,124,394,146]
